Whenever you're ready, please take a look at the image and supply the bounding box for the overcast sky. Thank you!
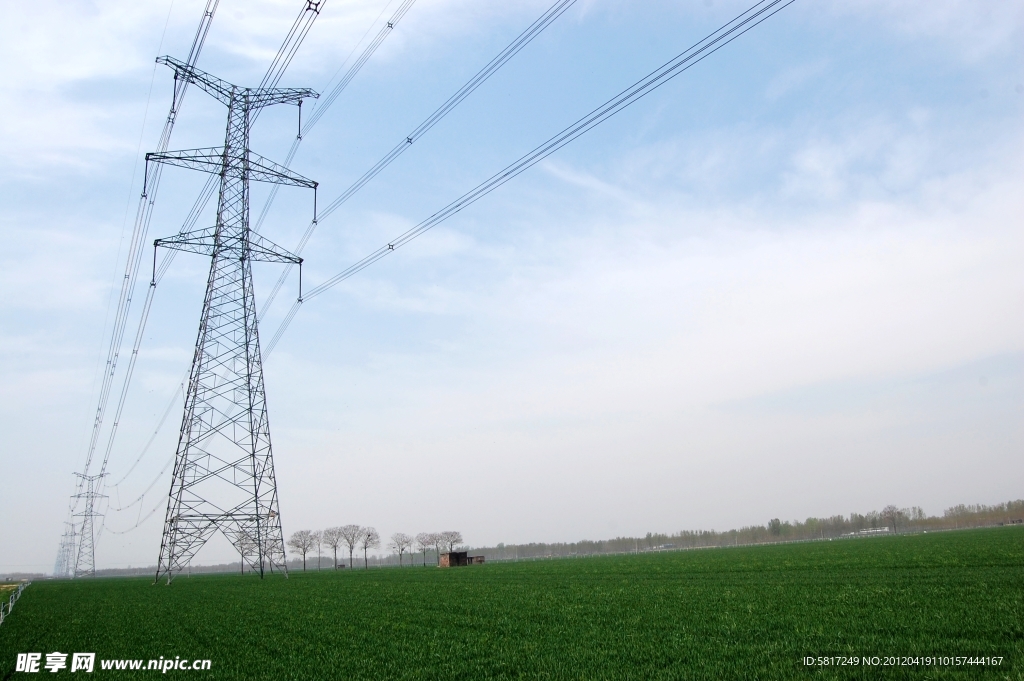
[1,0,1021,573]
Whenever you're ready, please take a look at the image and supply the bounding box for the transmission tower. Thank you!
[54,522,77,578]
[150,56,317,583]
[72,473,107,578]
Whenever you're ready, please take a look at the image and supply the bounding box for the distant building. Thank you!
[844,527,891,537]
[439,552,485,567]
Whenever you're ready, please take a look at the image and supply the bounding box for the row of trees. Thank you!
[286,528,464,571]
[943,500,1024,528]
[411,532,463,566]
[281,500,1023,569]
[466,499,1024,561]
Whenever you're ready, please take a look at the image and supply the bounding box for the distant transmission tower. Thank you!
[150,57,317,583]
[54,522,77,578]
[73,473,107,578]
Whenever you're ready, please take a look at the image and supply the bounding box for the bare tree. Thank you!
[881,505,905,534]
[389,533,414,566]
[415,533,434,567]
[286,530,315,571]
[322,527,343,569]
[359,527,380,569]
[234,530,257,573]
[440,530,464,553]
[430,532,444,565]
[312,530,323,571]
[338,525,363,569]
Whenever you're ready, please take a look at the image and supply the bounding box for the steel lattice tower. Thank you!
[54,522,77,578]
[73,473,106,578]
[150,56,317,583]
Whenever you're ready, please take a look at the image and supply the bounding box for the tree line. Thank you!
[461,499,1024,562]
[277,499,1022,570]
[286,528,464,571]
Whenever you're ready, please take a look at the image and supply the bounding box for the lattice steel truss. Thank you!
[73,473,106,578]
[151,57,317,583]
[54,523,74,578]
[54,522,78,579]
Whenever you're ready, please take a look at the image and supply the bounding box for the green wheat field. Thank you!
[2,527,1022,679]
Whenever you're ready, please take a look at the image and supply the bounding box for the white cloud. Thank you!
[764,59,828,102]
[2,0,1023,570]
[824,0,1024,63]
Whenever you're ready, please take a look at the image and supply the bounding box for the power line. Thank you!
[258,1,326,94]
[94,174,217,496]
[257,0,579,322]
[108,455,175,514]
[110,385,182,488]
[57,0,223,578]
[322,0,580,222]
[60,0,181,581]
[264,0,797,353]
[79,0,220,490]
[251,0,422,264]
[302,0,417,133]
[91,180,216,541]
[104,498,167,536]
[314,0,398,113]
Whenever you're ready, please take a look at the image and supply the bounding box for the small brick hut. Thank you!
[439,551,485,567]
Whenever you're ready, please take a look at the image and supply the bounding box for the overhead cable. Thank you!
[303,0,417,133]
[76,0,220,486]
[93,176,217,490]
[252,0,420,243]
[310,0,795,301]
[259,1,326,93]
[263,0,796,351]
[257,0,578,322]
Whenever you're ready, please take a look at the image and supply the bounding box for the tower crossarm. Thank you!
[147,148,317,189]
[156,226,303,264]
[245,151,318,188]
[249,87,319,109]
[153,226,219,257]
[247,231,304,264]
[146,147,224,176]
[157,56,236,105]
[157,55,318,109]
